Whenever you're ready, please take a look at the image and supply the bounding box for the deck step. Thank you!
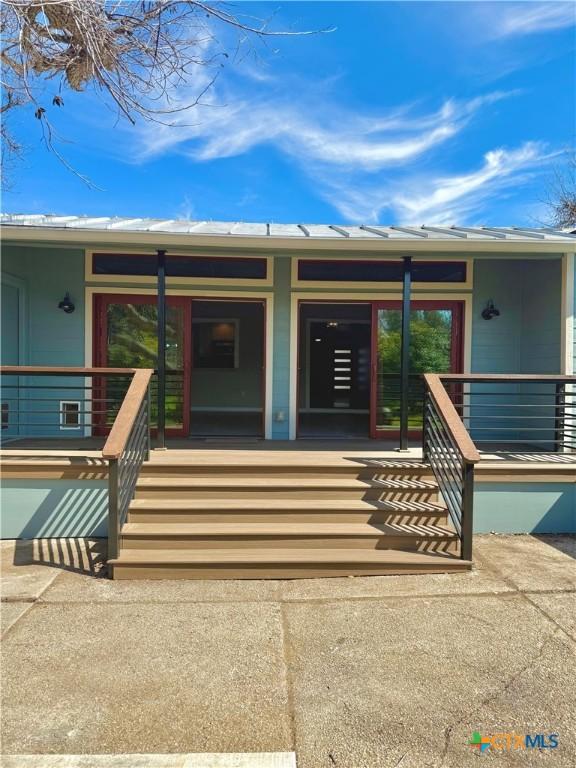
[128,497,449,525]
[121,521,457,550]
[136,477,438,489]
[140,459,432,479]
[134,476,439,500]
[110,547,471,579]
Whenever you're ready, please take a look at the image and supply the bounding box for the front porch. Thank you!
[1,223,574,577]
[1,367,574,579]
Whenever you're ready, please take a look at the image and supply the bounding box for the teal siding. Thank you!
[1,245,85,367]
[272,257,292,438]
[573,264,576,373]
[474,482,576,533]
[470,259,562,445]
[472,259,562,374]
[0,479,108,538]
[1,247,86,438]
[0,246,567,441]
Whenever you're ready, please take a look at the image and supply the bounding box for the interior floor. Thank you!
[188,411,262,437]
[298,412,370,438]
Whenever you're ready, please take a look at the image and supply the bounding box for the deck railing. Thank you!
[0,366,153,566]
[102,369,153,560]
[422,374,480,561]
[423,373,576,561]
[438,374,576,454]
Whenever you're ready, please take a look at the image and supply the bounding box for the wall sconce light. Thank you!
[58,292,75,314]
[481,299,500,321]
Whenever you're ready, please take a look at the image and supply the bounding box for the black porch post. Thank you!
[399,256,412,451]
[156,249,167,449]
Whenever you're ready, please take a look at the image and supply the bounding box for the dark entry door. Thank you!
[308,321,371,411]
[370,300,463,439]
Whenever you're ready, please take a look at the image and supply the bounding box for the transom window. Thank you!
[297,260,467,283]
[92,253,268,280]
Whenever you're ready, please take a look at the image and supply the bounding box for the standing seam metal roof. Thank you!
[1,214,575,242]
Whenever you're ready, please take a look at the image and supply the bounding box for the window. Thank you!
[297,260,467,283]
[60,401,81,429]
[1,403,8,430]
[193,320,238,369]
[92,253,267,280]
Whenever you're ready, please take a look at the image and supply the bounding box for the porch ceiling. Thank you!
[2,214,575,253]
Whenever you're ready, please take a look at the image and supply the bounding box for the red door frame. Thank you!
[369,299,464,439]
[93,293,192,437]
[93,293,267,439]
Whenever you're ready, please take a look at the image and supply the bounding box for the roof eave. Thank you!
[1,224,575,253]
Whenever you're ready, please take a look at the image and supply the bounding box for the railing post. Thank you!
[399,256,412,451]
[107,458,120,565]
[146,386,152,461]
[554,382,565,453]
[422,388,429,462]
[460,460,474,561]
[156,248,167,449]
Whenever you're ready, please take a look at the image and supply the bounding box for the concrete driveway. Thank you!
[1,534,575,767]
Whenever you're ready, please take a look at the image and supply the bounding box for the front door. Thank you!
[370,300,463,439]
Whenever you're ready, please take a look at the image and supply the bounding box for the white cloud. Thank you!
[137,87,511,173]
[128,33,555,226]
[316,142,557,224]
[493,2,575,38]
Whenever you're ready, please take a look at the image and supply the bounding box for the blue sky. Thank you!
[3,1,575,226]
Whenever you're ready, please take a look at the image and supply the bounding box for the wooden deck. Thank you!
[1,439,573,579]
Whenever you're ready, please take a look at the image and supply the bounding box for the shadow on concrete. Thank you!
[531,533,576,561]
[12,537,108,577]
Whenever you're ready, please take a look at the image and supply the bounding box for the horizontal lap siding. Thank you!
[471,259,562,445]
[272,258,291,438]
[1,245,85,367]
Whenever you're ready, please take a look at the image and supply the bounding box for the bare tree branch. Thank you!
[0,0,332,187]
[544,153,576,230]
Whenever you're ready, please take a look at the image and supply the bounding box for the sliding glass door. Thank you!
[371,301,463,438]
[94,294,191,435]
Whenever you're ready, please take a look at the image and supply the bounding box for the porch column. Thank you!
[156,249,167,449]
[399,256,412,451]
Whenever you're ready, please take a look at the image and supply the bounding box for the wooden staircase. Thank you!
[108,458,471,579]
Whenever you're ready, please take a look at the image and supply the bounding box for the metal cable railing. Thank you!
[440,375,576,454]
[1,366,153,570]
[423,374,480,561]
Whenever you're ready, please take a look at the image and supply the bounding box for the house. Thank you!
[1,214,574,578]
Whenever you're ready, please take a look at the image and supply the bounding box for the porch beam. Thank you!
[156,249,167,449]
[399,256,412,451]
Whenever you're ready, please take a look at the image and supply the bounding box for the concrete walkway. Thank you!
[1,535,575,767]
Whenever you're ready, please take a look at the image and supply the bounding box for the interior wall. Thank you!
[190,301,264,409]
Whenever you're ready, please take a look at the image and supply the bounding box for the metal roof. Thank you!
[2,213,575,242]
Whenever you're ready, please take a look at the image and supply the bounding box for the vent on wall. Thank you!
[60,401,81,429]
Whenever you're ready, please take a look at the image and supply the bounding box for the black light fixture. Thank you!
[58,292,75,314]
[481,299,500,320]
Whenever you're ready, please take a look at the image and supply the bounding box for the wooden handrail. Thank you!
[423,374,481,464]
[439,374,576,382]
[102,369,154,460]
[0,366,136,375]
